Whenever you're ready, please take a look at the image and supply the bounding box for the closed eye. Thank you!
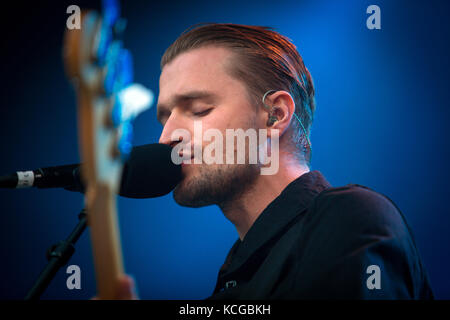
[193,108,213,117]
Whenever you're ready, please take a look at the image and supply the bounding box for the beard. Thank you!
[173,110,263,208]
[173,162,260,208]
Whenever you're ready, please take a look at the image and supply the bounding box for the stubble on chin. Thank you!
[173,162,259,208]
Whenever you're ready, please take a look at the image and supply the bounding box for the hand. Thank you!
[92,274,139,300]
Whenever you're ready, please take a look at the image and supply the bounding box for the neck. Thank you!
[219,156,310,240]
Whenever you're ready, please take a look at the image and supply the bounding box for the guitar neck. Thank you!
[86,183,124,299]
[63,1,150,299]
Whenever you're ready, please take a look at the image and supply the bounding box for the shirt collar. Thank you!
[221,170,332,274]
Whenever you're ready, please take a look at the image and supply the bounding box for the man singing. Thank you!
[116,23,433,299]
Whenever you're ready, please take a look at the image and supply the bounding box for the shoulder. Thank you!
[284,183,431,299]
[304,183,413,243]
[316,183,398,213]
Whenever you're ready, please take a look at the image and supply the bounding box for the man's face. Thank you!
[157,46,262,207]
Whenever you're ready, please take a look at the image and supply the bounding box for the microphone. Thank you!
[0,143,182,199]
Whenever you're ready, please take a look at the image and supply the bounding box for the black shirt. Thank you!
[208,170,434,299]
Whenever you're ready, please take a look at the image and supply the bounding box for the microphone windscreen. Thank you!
[119,143,182,198]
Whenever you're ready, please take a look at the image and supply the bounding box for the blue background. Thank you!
[0,0,449,299]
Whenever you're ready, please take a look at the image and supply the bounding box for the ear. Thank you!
[263,90,296,137]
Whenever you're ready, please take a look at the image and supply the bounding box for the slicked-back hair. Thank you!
[161,23,315,165]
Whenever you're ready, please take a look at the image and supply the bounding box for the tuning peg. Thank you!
[110,95,122,127]
[93,25,112,67]
[102,41,121,95]
[118,122,133,158]
[103,96,119,128]
[110,121,133,161]
[103,46,133,96]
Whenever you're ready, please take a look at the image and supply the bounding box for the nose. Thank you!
[158,112,185,147]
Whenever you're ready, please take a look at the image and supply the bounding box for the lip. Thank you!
[181,156,194,167]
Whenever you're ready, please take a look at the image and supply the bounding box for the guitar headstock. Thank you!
[62,0,151,299]
[63,0,151,194]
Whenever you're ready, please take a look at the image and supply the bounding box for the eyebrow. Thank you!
[156,90,218,122]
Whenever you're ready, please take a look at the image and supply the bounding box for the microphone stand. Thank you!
[25,208,87,300]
